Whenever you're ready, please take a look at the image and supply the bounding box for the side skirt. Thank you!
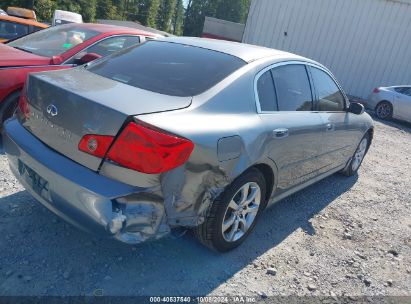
[267,164,346,208]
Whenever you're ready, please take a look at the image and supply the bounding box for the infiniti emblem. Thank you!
[46,104,58,117]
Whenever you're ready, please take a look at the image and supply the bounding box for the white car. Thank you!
[52,10,83,26]
[367,86,411,123]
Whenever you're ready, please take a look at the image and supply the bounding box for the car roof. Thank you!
[0,15,48,28]
[157,36,306,63]
[62,23,159,37]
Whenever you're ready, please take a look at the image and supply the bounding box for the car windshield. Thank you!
[88,41,246,97]
[8,24,99,57]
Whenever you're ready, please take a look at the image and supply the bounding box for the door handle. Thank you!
[326,123,334,131]
[273,128,289,138]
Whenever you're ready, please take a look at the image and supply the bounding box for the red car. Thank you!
[0,23,158,126]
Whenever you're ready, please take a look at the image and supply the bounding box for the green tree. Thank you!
[1,0,33,10]
[78,0,97,22]
[96,0,117,20]
[172,0,184,35]
[54,0,81,14]
[118,0,139,21]
[216,0,250,23]
[184,0,251,37]
[33,0,56,21]
[157,0,176,32]
[183,0,218,37]
[143,0,160,27]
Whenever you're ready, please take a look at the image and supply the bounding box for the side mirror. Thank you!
[79,52,102,64]
[348,102,365,115]
[51,55,63,65]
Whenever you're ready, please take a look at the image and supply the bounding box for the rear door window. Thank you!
[310,67,346,111]
[88,41,246,97]
[256,70,278,111]
[394,87,411,95]
[403,88,411,97]
[271,64,313,111]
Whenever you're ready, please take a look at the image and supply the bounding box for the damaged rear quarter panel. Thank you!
[98,64,279,243]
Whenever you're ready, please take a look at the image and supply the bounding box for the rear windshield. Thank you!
[88,41,246,97]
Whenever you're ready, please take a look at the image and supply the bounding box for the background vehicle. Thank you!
[0,9,7,16]
[367,86,411,123]
[6,7,36,20]
[0,14,48,43]
[52,10,83,26]
[0,23,159,127]
[3,38,373,252]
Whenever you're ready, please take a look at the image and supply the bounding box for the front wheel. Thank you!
[341,133,370,176]
[194,168,267,252]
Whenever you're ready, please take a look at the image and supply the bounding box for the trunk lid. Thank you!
[21,68,192,171]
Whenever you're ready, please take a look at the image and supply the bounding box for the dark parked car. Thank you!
[3,38,373,252]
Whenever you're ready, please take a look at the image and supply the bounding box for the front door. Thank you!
[308,66,362,171]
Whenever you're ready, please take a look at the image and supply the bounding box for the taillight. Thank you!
[373,88,380,93]
[78,135,114,158]
[106,121,194,174]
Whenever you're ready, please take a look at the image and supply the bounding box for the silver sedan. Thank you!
[3,37,373,252]
[367,86,411,123]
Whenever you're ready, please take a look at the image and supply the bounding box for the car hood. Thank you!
[0,44,51,67]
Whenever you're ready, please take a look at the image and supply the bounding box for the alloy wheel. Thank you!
[222,182,261,242]
[376,103,391,119]
[351,137,368,171]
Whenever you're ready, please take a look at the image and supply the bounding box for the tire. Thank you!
[0,91,20,127]
[341,133,370,177]
[375,101,393,120]
[194,168,267,252]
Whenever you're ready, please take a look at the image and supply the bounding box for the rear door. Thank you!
[308,65,360,171]
[256,63,324,192]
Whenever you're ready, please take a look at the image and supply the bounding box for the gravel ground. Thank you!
[0,117,410,298]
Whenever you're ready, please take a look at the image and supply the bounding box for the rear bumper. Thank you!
[3,118,170,243]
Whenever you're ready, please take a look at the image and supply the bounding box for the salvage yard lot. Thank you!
[0,118,410,297]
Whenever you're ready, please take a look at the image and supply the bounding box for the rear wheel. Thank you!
[194,168,267,252]
[0,92,20,127]
[341,133,370,176]
[375,101,392,120]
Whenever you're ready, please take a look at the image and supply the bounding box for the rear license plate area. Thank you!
[18,160,50,200]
